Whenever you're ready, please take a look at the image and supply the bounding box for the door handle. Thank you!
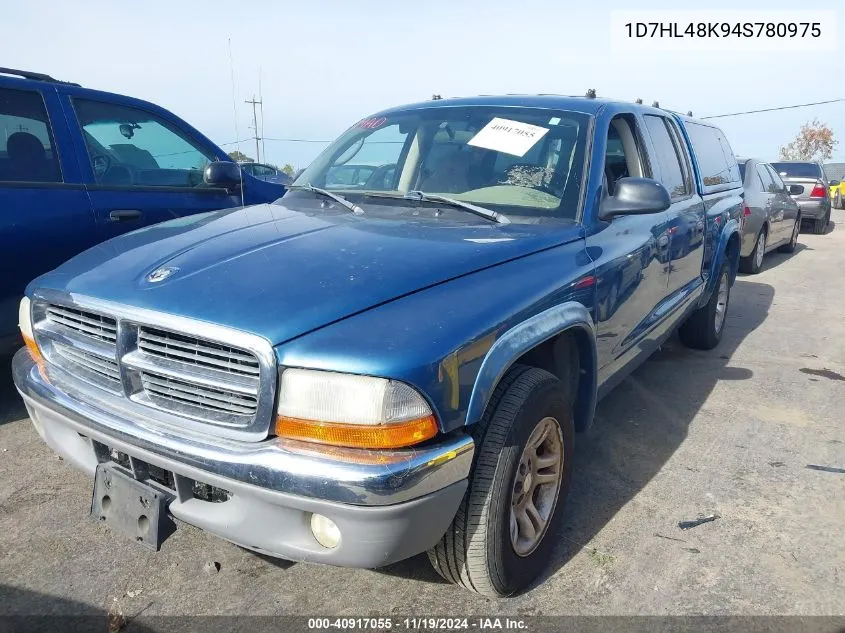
[658,235,670,248]
[109,209,143,222]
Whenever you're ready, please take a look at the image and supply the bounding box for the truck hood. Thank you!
[33,201,582,346]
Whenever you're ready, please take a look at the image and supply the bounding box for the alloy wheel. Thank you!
[510,416,564,557]
[714,271,729,334]
[754,231,766,269]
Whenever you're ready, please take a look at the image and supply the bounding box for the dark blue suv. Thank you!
[0,68,286,352]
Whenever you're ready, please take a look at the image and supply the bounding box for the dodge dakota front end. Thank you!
[14,95,742,596]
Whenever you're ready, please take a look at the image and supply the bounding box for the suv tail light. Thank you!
[810,182,827,198]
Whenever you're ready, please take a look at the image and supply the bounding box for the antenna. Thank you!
[245,95,263,164]
[228,38,245,208]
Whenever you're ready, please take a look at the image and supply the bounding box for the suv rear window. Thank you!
[771,162,822,179]
[0,87,61,183]
[684,122,741,191]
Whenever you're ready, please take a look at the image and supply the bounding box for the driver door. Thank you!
[57,92,241,241]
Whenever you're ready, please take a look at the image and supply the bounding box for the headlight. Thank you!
[19,296,44,366]
[275,369,438,449]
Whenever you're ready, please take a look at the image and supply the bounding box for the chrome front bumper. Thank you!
[13,349,473,566]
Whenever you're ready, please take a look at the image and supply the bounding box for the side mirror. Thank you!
[204,161,242,190]
[830,180,841,187]
[788,184,803,195]
[599,177,671,220]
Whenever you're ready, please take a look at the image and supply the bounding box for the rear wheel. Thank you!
[679,262,730,350]
[813,210,830,235]
[739,228,766,274]
[778,217,800,253]
[427,365,574,597]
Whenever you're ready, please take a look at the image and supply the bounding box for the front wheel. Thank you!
[428,365,574,597]
[679,262,731,350]
[778,217,800,253]
[739,229,766,274]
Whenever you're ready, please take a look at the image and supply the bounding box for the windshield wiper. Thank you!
[363,190,509,224]
[287,184,364,215]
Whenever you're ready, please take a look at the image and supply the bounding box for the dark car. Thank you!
[770,160,831,234]
[239,162,292,185]
[737,158,801,273]
[0,67,287,353]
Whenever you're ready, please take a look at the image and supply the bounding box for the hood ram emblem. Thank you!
[147,266,178,283]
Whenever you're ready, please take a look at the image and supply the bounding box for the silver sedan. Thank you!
[738,159,801,274]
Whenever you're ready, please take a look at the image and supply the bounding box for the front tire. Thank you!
[427,365,574,597]
[778,217,800,253]
[739,228,766,274]
[679,262,731,350]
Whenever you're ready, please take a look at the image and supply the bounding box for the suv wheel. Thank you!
[778,216,800,253]
[679,262,731,350]
[739,228,766,274]
[428,365,574,597]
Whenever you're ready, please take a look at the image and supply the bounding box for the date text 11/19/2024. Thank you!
[307,618,528,630]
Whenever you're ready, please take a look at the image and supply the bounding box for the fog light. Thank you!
[310,513,341,549]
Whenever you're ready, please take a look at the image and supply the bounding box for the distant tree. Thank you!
[281,164,295,176]
[779,119,838,162]
[228,150,254,163]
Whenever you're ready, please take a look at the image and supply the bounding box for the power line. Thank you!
[216,96,845,152]
[263,136,333,143]
[702,98,845,119]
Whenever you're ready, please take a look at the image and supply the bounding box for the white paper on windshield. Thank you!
[467,118,550,157]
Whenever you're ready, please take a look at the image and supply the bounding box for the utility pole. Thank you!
[245,95,262,163]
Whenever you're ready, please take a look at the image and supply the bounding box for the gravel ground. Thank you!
[1,211,843,620]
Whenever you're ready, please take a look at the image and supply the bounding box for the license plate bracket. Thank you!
[91,463,174,551]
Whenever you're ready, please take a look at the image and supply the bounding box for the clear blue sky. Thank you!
[5,0,843,168]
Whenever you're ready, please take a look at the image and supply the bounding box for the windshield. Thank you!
[292,106,590,221]
[771,162,822,179]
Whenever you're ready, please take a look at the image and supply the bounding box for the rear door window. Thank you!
[756,163,775,193]
[73,99,216,188]
[684,122,741,191]
[0,87,62,183]
[643,115,688,199]
[765,165,785,192]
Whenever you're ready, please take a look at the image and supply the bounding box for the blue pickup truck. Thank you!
[0,68,286,353]
[13,94,743,596]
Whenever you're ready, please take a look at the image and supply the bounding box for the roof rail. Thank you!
[0,67,79,86]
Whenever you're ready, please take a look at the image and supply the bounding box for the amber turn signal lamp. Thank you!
[275,415,438,450]
[23,334,44,367]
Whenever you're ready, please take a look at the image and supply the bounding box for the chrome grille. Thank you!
[140,370,258,416]
[53,343,121,388]
[46,305,117,344]
[32,298,274,439]
[138,327,260,377]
